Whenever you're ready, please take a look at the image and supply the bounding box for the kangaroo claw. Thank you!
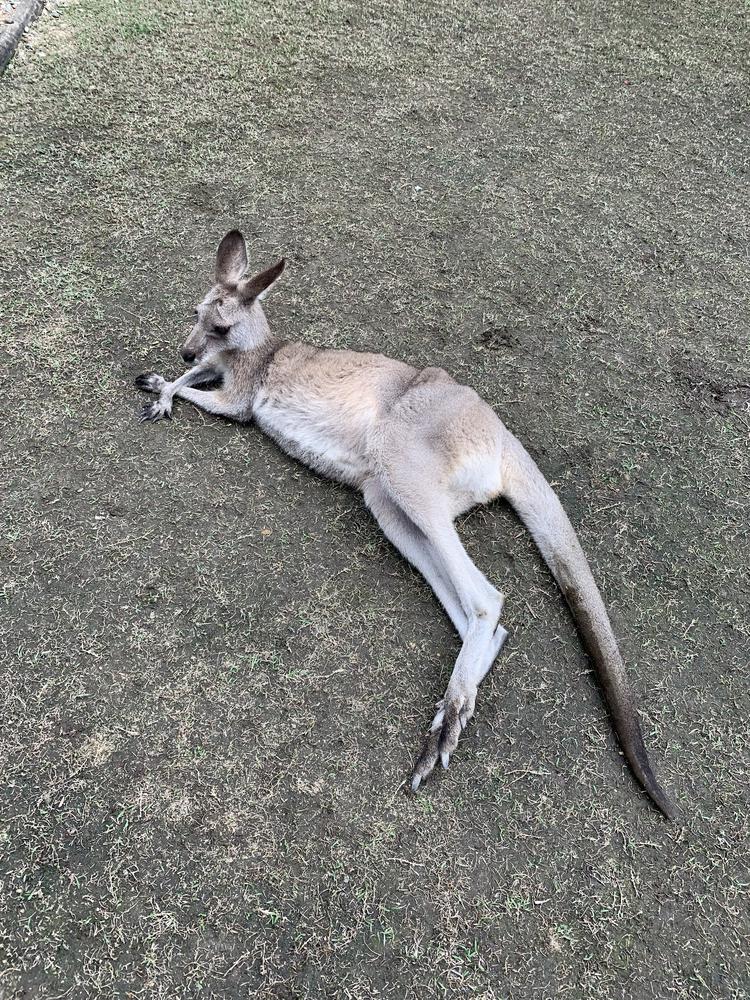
[410,687,476,791]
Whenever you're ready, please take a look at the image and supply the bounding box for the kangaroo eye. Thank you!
[212,323,230,336]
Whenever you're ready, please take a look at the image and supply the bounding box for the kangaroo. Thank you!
[135,230,676,819]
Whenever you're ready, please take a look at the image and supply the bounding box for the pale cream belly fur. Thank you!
[251,387,381,487]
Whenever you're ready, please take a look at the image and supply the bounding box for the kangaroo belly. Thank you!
[252,395,372,487]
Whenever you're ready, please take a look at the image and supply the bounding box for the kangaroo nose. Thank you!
[181,348,196,364]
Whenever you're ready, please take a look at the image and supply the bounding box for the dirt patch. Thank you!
[476,324,523,351]
[670,351,750,415]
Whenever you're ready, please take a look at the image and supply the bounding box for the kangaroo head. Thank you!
[181,230,285,365]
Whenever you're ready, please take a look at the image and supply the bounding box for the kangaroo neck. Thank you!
[222,336,289,415]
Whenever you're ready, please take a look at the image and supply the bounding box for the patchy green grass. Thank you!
[1,0,749,997]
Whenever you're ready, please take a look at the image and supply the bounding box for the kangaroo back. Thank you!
[500,433,676,819]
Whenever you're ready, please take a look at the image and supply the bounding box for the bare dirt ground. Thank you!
[1,2,749,997]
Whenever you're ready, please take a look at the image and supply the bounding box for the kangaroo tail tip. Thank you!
[649,783,679,823]
[625,729,678,821]
[637,762,678,822]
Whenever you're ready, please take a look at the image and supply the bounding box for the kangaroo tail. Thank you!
[500,432,676,820]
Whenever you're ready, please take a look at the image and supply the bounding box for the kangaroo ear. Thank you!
[239,257,286,303]
[216,230,248,285]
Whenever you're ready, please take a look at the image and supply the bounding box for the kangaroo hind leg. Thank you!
[407,511,506,789]
[374,461,506,787]
[363,477,468,638]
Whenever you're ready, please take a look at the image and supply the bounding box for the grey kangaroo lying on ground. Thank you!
[135,230,676,819]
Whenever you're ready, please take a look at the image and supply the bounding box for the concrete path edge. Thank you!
[1,0,46,74]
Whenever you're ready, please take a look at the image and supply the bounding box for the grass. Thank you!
[1,0,749,997]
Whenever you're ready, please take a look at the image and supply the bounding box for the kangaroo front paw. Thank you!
[139,398,172,422]
[410,686,476,792]
[135,372,167,394]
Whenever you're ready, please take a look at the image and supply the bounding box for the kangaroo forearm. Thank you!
[173,385,240,418]
[163,365,218,399]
